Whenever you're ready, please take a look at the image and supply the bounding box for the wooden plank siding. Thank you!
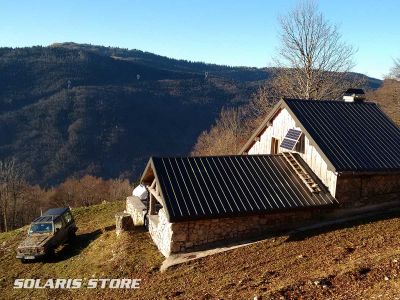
[248,108,338,196]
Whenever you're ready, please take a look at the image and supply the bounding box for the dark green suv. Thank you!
[16,207,78,261]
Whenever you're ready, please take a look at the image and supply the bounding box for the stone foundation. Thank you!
[145,173,399,257]
[335,173,400,205]
[148,209,320,257]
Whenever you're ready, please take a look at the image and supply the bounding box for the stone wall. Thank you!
[146,173,399,257]
[149,209,321,257]
[148,208,173,257]
[126,196,147,226]
[335,173,400,205]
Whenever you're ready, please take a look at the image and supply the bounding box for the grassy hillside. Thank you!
[1,201,400,299]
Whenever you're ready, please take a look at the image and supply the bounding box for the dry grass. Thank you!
[1,201,400,299]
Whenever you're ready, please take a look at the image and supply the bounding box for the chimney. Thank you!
[343,88,365,102]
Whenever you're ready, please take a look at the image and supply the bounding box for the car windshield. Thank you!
[29,222,53,234]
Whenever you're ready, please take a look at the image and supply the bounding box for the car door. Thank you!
[53,217,65,245]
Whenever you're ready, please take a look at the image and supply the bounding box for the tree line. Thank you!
[0,158,132,233]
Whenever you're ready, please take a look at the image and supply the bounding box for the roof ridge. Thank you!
[283,98,376,104]
[151,154,285,159]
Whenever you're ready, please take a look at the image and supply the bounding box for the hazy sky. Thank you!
[0,0,399,79]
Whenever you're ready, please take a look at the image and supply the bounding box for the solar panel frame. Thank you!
[280,129,302,150]
[280,139,297,150]
[285,129,302,140]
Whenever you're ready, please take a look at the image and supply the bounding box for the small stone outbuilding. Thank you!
[139,155,337,256]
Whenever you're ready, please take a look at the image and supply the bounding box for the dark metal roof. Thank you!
[33,208,68,222]
[42,207,69,217]
[147,155,337,222]
[33,216,54,223]
[284,99,400,172]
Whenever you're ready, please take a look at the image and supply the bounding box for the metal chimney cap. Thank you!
[343,88,365,102]
[344,88,365,96]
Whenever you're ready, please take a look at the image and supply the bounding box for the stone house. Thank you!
[127,91,400,257]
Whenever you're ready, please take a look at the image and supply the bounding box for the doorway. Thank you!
[271,137,279,154]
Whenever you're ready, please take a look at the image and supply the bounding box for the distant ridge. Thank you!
[0,43,382,185]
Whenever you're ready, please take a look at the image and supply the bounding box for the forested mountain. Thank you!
[0,43,381,185]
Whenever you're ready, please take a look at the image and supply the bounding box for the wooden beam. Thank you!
[149,193,156,215]
[148,186,165,206]
[155,181,159,195]
[150,179,156,189]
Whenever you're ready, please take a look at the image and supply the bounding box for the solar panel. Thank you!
[285,129,302,140]
[280,139,297,149]
[280,129,302,150]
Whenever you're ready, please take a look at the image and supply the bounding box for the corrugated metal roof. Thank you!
[149,155,337,222]
[285,99,400,172]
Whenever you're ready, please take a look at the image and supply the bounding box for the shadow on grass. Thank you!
[45,227,112,263]
[103,225,116,232]
[286,209,400,242]
[131,226,147,233]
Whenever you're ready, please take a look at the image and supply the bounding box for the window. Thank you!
[54,218,63,232]
[271,137,280,154]
[63,211,73,224]
[29,223,53,234]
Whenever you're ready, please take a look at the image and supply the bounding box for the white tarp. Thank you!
[132,184,148,200]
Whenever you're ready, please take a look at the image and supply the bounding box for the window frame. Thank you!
[63,211,73,224]
[53,217,64,232]
[294,134,305,154]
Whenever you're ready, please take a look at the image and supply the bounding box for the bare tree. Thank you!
[192,107,247,156]
[192,85,277,156]
[389,58,400,79]
[273,0,362,99]
[0,159,24,232]
[244,84,277,127]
